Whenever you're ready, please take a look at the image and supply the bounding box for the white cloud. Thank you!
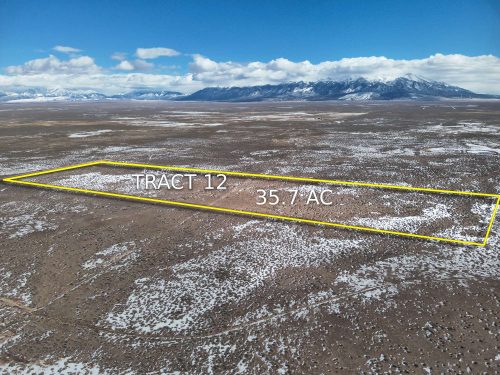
[111,52,127,61]
[136,47,180,59]
[1,53,499,95]
[133,59,154,70]
[114,59,154,71]
[53,45,82,54]
[187,54,500,94]
[5,55,100,75]
[0,72,199,95]
[115,60,134,71]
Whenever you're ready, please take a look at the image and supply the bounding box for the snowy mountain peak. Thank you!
[399,73,429,82]
[180,77,497,102]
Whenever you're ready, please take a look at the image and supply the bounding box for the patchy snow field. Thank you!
[1,101,499,373]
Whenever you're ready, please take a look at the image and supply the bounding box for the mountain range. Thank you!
[179,76,497,101]
[0,76,497,102]
[0,88,183,103]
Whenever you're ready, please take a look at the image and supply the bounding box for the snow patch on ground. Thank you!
[0,213,57,239]
[336,244,500,307]
[68,129,113,138]
[103,221,360,334]
[0,201,58,239]
[0,357,105,374]
[352,203,451,233]
[465,142,500,155]
[0,267,33,305]
[417,122,500,135]
[53,172,138,194]
[82,241,139,271]
[112,117,223,128]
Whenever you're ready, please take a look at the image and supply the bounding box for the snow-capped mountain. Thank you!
[110,89,183,100]
[0,88,107,102]
[0,88,183,102]
[0,77,497,103]
[180,76,498,102]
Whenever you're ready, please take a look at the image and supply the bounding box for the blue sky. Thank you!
[0,0,499,93]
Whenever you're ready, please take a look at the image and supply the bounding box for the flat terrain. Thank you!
[0,101,499,374]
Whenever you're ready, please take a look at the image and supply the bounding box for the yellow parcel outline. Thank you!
[2,160,499,247]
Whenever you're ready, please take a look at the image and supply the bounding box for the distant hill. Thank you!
[0,88,183,102]
[0,88,107,102]
[110,89,183,100]
[179,75,499,102]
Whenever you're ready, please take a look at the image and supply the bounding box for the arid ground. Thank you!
[0,101,499,374]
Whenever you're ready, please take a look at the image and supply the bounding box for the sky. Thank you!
[0,0,499,94]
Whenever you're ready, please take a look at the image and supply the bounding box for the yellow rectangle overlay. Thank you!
[2,160,499,247]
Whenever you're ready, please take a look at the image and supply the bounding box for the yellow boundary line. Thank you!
[2,160,499,247]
